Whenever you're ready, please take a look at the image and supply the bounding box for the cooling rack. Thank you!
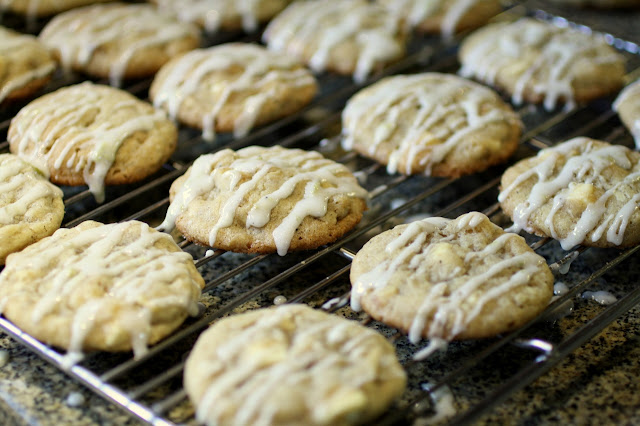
[1,1,640,424]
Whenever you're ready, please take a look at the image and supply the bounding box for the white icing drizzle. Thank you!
[459,18,623,111]
[0,28,55,104]
[193,305,404,426]
[273,295,287,305]
[0,221,202,361]
[152,44,315,141]
[499,137,640,250]
[10,82,168,203]
[553,281,569,296]
[383,0,481,38]
[351,212,546,344]
[613,79,640,149]
[155,0,281,33]
[263,0,404,83]
[0,154,63,225]
[65,392,85,407]
[582,290,617,305]
[160,146,368,256]
[39,4,199,87]
[415,382,457,425]
[342,73,521,175]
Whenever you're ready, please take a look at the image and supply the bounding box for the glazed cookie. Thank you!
[263,0,407,83]
[378,0,502,37]
[0,27,56,105]
[341,73,522,177]
[8,82,177,203]
[459,18,626,110]
[613,79,640,148]
[0,154,64,265]
[0,220,205,360]
[547,0,640,7]
[151,0,292,33]
[500,137,640,250]
[184,304,407,426]
[0,0,112,17]
[160,146,369,256]
[39,3,200,86]
[150,43,317,141]
[350,212,553,353]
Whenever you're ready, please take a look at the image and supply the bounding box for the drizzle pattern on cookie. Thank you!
[499,137,640,249]
[459,18,624,111]
[0,29,55,104]
[613,79,640,149]
[0,154,63,225]
[160,146,369,255]
[351,213,545,346]
[39,4,199,86]
[152,44,316,141]
[263,0,404,83]
[381,0,482,38]
[190,305,406,426]
[154,0,287,33]
[0,221,202,364]
[10,82,168,203]
[342,73,521,175]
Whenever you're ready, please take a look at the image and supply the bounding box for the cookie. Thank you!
[499,137,640,250]
[184,304,407,426]
[547,0,640,7]
[350,212,553,347]
[378,0,502,37]
[151,0,292,33]
[613,79,640,149]
[263,0,407,83]
[39,3,200,86]
[0,0,112,17]
[0,220,205,359]
[0,154,64,265]
[160,146,368,256]
[0,27,56,105]
[150,43,317,141]
[8,82,177,203]
[459,18,626,111]
[341,73,522,177]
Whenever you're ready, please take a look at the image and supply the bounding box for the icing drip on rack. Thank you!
[0,28,55,104]
[155,0,284,33]
[39,4,199,86]
[0,221,202,364]
[152,44,316,141]
[342,73,521,175]
[10,82,169,203]
[263,0,404,83]
[351,212,546,347]
[160,146,368,256]
[0,154,63,225]
[613,79,640,149]
[499,137,640,250]
[459,18,624,111]
[192,305,405,426]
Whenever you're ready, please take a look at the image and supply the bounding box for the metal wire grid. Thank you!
[0,2,640,425]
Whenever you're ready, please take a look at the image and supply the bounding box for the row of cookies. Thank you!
[0,0,488,95]
[6,1,632,148]
[4,19,640,261]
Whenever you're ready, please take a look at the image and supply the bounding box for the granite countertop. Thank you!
[1,1,640,425]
